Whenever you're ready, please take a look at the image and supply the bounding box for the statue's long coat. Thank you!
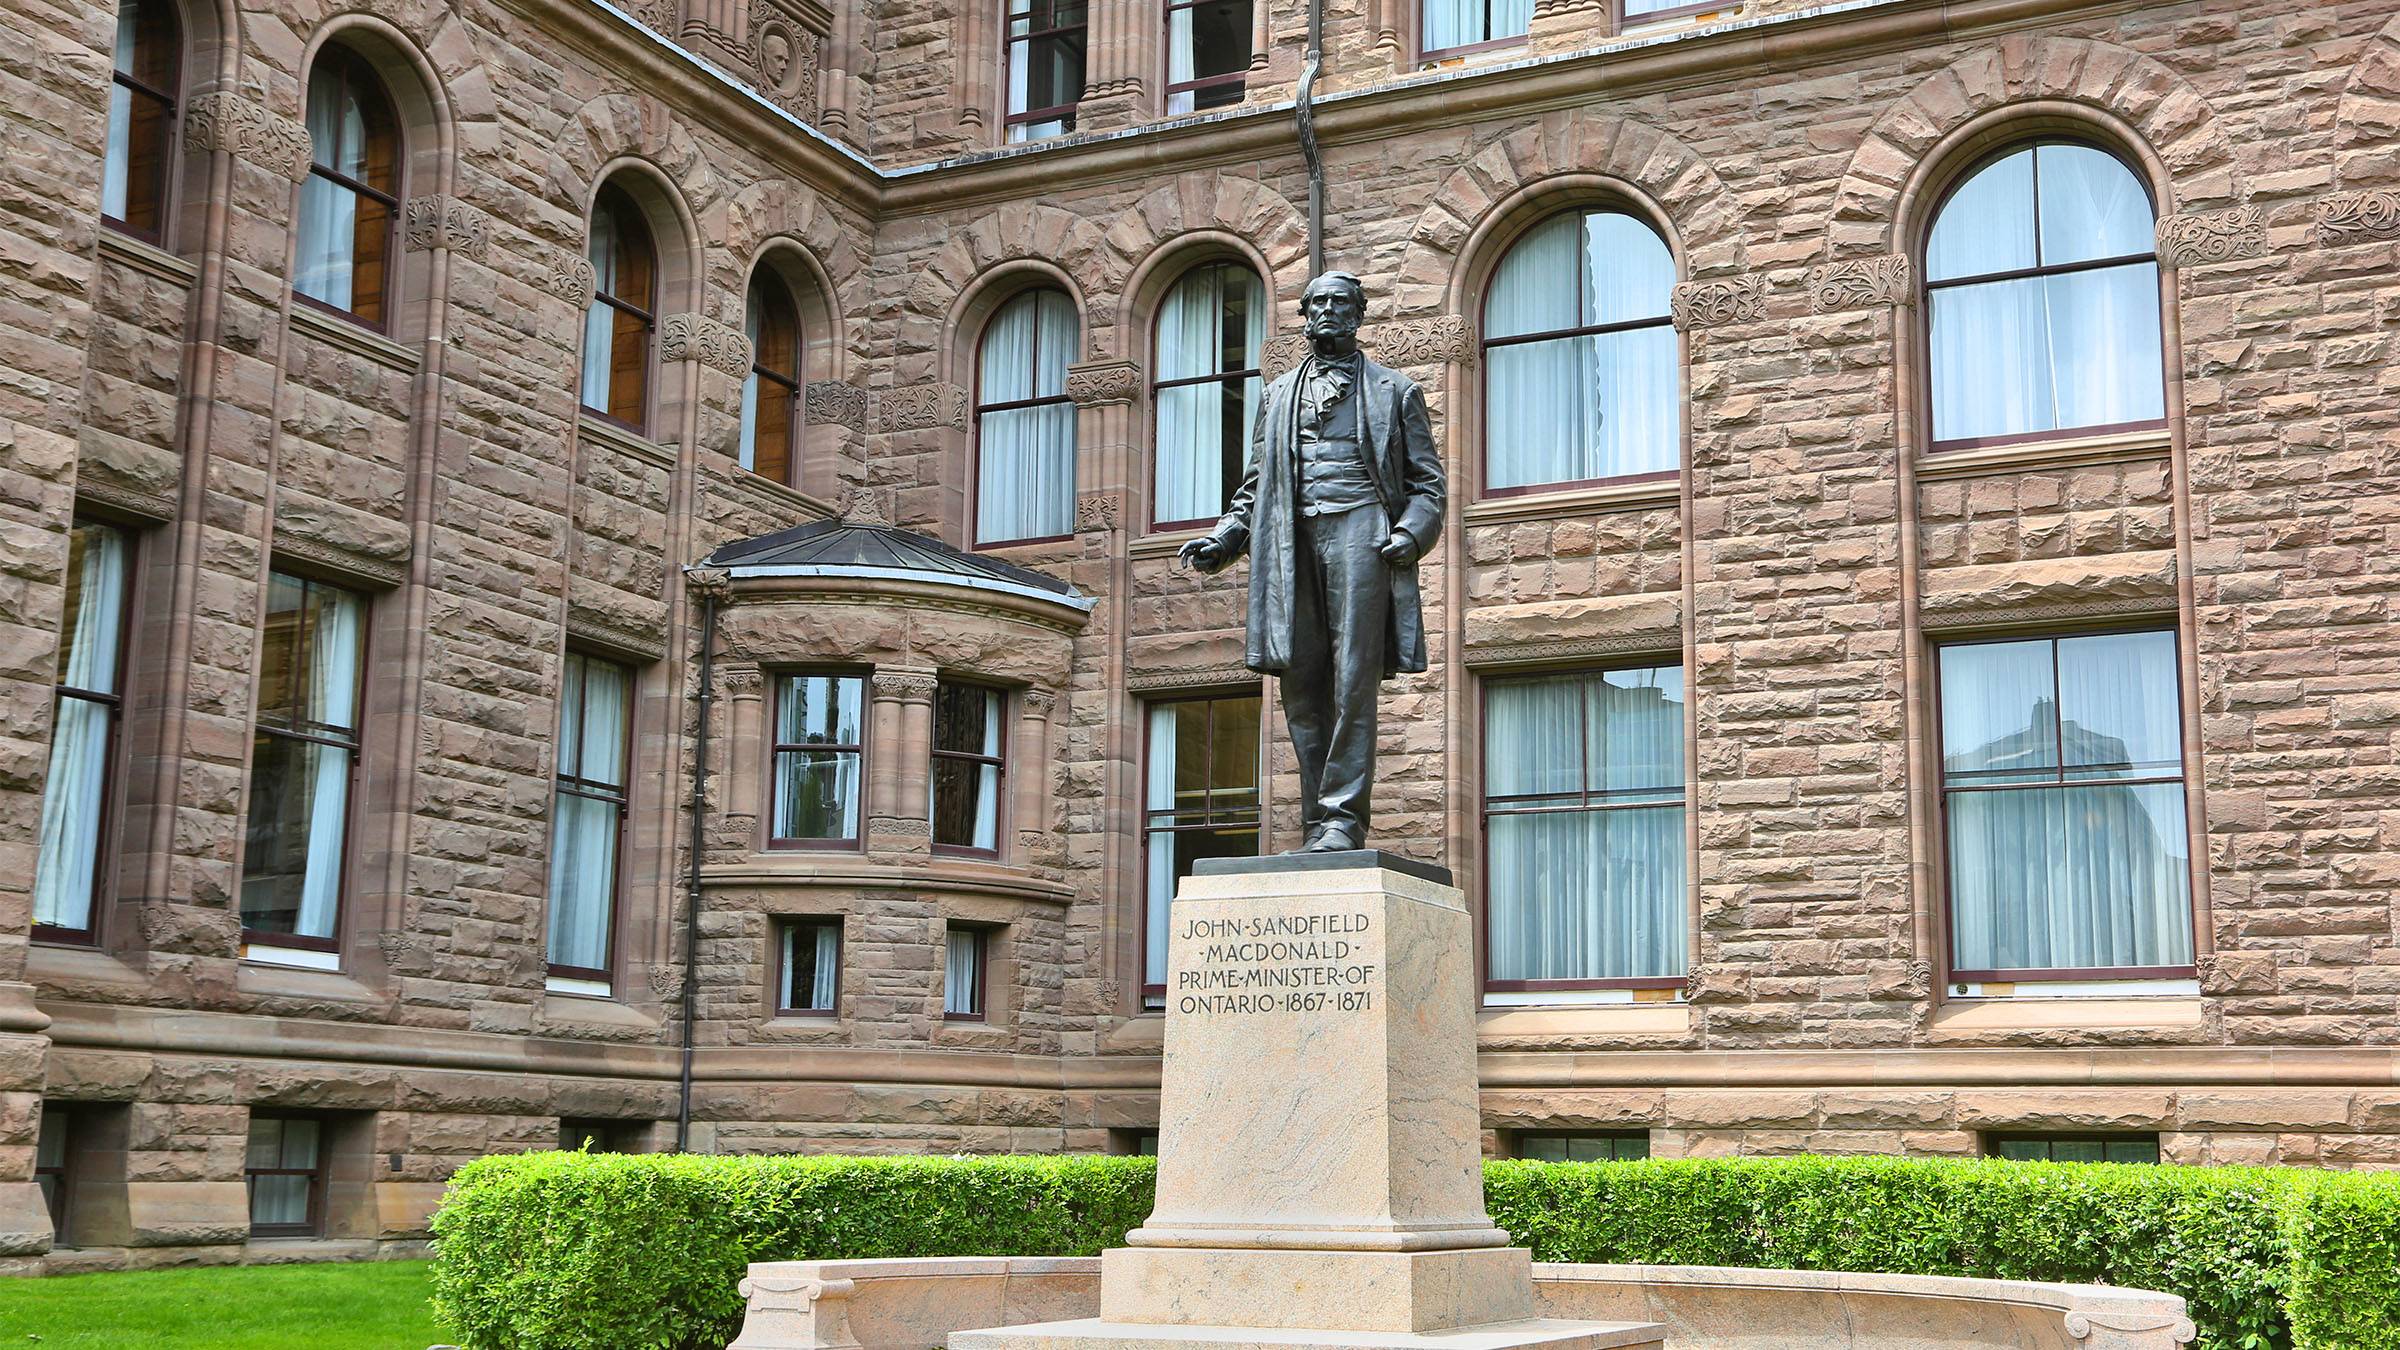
[1203,351,1447,677]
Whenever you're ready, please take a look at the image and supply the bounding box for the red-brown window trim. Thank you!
[930,679,1009,857]
[1150,260,1265,532]
[583,182,659,436]
[765,669,868,852]
[238,571,368,956]
[743,269,805,486]
[776,916,844,1017]
[943,922,993,1022]
[546,651,635,986]
[1139,690,1264,1002]
[102,0,181,246]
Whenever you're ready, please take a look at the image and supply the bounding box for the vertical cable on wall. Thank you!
[676,567,726,1152]
[1299,0,1326,276]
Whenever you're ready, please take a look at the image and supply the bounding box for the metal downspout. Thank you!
[676,572,724,1151]
[1299,0,1326,275]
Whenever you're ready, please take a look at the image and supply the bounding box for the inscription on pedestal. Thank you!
[1174,911,1378,1017]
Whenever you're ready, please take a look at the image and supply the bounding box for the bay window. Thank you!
[771,672,864,847]
[1142,693,1261,1001]
[930,681,1006,854]
[240,572,365,955]
[546,652,632,989]
[34,521,131,942]
[1484,665,1687,990]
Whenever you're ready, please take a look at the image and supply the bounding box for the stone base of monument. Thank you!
[946,855,1664,1350]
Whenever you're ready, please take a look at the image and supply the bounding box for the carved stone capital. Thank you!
[1368,314,1476,367]
[806,379,869,432]
[1064,361,1141,406]
[718,666,765,695]
[646,963,686,1004]
[183,91,313,180]
[404,195,492,260]
[662,313,754,378]
[2315,190,2400,244]
[878,382,970,433]
[1670,275,1767,330]
[1806,255,1914,312]
[871,670,939,702]
[1022,688,1058,717]
[544,254,597,311]
[2154,207,2266,266]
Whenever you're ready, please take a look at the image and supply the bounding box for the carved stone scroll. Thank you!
[1670,275,1767,330]
[1064,361,1141,406]
[806,380,869,431]
[1367,315,1476,367]
[2315,190,2400,244]
[662,313,755,378]
[544,254,597,311]
[2154,207,2266,266]
[1806,255,1914,312]
[182,92,313,181]
[404,195,493,260]
[878,383,970,433]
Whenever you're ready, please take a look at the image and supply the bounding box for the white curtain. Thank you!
[294,585,362,941]
[246,1118,317,1227]
[294,69,360,311]
[967,691,1003,849]
[787,923,838,1009]
[102,7,138,219]
[580,209,621,411]
[1928,146,2163,442]
[1155,266,1264,525]
[1143,703,1179,987]
[546,658,628,972]
[945,928,983,1015]
[976,290,1078,543]
[1423,0,1529,49]
[1486,212,1676,490]
[1166,6,1197,114]
[33,526,128,931]
[1942,632,2193,972]
[1484,669,1686,983]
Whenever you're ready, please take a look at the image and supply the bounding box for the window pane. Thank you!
[1926,148,2036,283]
[1939,638,2060,784]
[2036,144,2152,266]
[784,922,839,1010]
[779,674,864,746]
[34,698,113,932]
[1928,274,2058,443]
[1485,677,1583,798]
[1995,1139,2048,1161]
[36,1112,68,1171]
[251,1174,312,1228]
[1166,0,1250,112]
[1590,667,1684,796]
[1610,1135,1651,1160]
[2103,1138,2160,1164]
[934,685,1002,756]
[774,750,861,841]
[575,659,632,790]
[1519,1135,1568,1162]
[932,759,1002,850]
[546,791,619,971]
[1487,804,1686,982]
[1153,261,1261,525]
[945,927,984,1015]
[240,735,352,940]
[1486,329,1676,489]
[1578,212,1674,329]
[1486,213,1581,341]
[1144,824,1258,987]
[1947,781,2193,972]
[2056,631,2181,779]
[279,1119,320,1168]
[2044,262,2164,431]
[2049,1139,2105,1164]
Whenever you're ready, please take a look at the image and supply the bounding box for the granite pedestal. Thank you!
[951,855,1663,1350]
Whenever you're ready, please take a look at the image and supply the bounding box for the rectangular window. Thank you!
[1938,630,2193,979]
[240,573,366,954]
[1989,1133,2159,1165]
[1142,694,1262,1000]
[1484,666,1687,990]
[771,673,865,847]
[35,1108,72,1244]
[779,918,842,1015]
[1165,0,1250,115]
[1005,0,1087,142]
[1422,0,1529,56]
[560,1118,649,1153]
[547,653,633,988]
[931,681,1006,854]
[35,521,132,942]
[1512,1131,1650,1162]
[944,925,988,1020]
[246,1115,324,1236]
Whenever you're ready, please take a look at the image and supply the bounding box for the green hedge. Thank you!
[430,1152,2400,1350]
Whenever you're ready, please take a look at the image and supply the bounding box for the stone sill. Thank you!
[240,1237,381,1265]
[538,991,664,1034]
[1914,427,2171,481]
[1927,996,2204,1040]
[287,302,419,373]
[934,1021,1015,1050]
[236,960,383,1008]
[578,412,679,470]
[1102,1013,1165,1053]
[1463,478,1681,528]
[26,942,150,998]
[1479,1003,1691,1039]
[96,228,198,287]
[756,1015,849,1041]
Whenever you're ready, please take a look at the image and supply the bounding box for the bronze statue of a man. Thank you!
[1180,271,1446,852]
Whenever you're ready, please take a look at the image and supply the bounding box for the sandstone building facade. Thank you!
[2,0,2398,1270]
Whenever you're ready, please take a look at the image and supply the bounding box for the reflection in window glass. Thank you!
[773,674,865,844]
[581,184,658,430]
[103,0,180,240]
[240,574,365,945]
[932,682,1006,852]
[1992,1134,2159,1164]
[742,273,804,484]
[1143,694,1262,996]
[1515,1131,1650,1162]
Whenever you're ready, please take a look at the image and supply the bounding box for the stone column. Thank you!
[722,665,766,846]
[1010,688,1058,863]
[1527,0,1609,56]
[1075,0,1149,131]
[869,668,937,854]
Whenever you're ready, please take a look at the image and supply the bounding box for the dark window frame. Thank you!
[743,269,805,486]
[1477,662,1690,995]
[1615,0,1737,28]
[547,651,636,987]
[1150,260,1265,532]
[766,668,869,852]
[1919,137,2170,456]
[1139,689,1264,1002]
[1003,0,1088,140]
[1418,0,1531,62]
[1509,1130,1653,1162]
[239,571,368,956]
[245,1112,329,1239]
[102,0,182,245]
[293,44,403,333]
[1161,0,1251,114]
[582,182,660,436]
[943,922,992,1022]
[1478,207,1681,500]
[35,520,136,948]
[1931,625,2199,985]
[34,1107,73,1246]
[972,286,1079,549]
[776,916,845,1017]
[930,679,1010,857]
[1985,1132,2161,1164]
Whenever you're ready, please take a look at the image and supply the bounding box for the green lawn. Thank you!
[0,1258,449,1349]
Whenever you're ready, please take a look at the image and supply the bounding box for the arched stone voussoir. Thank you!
[545,92,734,220]
[709,179,869,301]
[903,202,1119,320]
[1110,173,1311,288]
[1829,34,2247,254]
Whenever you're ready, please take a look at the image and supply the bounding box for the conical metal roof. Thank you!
[704,519,1090,610]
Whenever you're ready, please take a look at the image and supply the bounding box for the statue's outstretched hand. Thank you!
[1179,536,1230,573]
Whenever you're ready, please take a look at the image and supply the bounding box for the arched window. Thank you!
[1152,261,1263,529]
[741,271,803,484]
[973,288,1078,545]
[1924,141,2165,450]
[580,183,658,432]
[1482,209,1678,494]
[295,47,401,328]
[1423,0,1528,57]
[103,0,180,242]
